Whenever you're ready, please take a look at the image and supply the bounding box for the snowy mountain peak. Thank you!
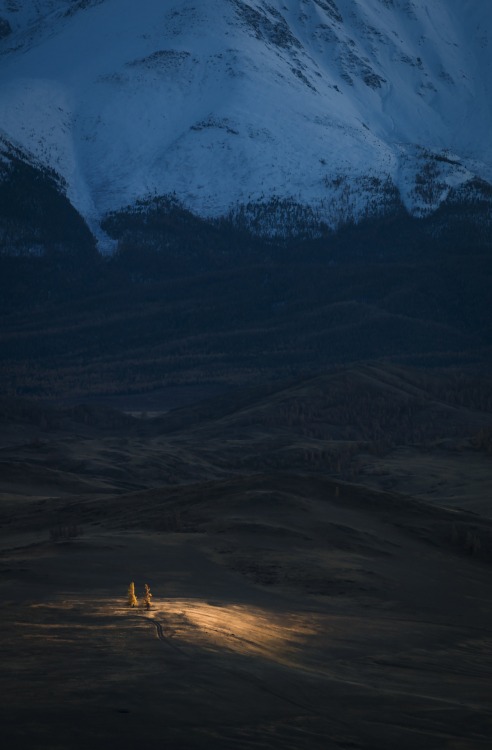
[0,0,491,244]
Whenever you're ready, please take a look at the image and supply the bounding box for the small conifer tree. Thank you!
[127,581,138,607]
[143,583,152,610]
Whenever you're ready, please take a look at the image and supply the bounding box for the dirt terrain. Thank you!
[1,365,492,749]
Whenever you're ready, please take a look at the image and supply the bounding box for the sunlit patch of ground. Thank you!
[145,599,319,661]
[28,597,320,662]
[21,597,324,671]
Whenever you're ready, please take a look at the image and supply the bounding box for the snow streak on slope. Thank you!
[0,0,490,240]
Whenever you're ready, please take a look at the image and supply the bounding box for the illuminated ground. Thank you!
[2,529,492,750]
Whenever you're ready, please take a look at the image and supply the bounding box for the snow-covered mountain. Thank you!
[0,0,491,247]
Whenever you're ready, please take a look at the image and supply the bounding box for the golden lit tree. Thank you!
[127,581,138,607]
[143,583,152,610]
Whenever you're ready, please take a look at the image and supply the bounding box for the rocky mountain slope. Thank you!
[0,0,491,249]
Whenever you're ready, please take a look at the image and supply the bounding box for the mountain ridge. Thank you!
[0,0,491,249]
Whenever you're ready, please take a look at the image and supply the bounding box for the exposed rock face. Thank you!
[0,16,11,37]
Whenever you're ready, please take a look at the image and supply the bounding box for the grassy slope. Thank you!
[1,364,492,749]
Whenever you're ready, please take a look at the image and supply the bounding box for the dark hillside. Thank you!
[0,140,96,261]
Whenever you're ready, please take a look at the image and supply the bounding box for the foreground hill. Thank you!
[1,364,492,748]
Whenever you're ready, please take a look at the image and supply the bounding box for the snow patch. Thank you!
[0,0,490,239]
